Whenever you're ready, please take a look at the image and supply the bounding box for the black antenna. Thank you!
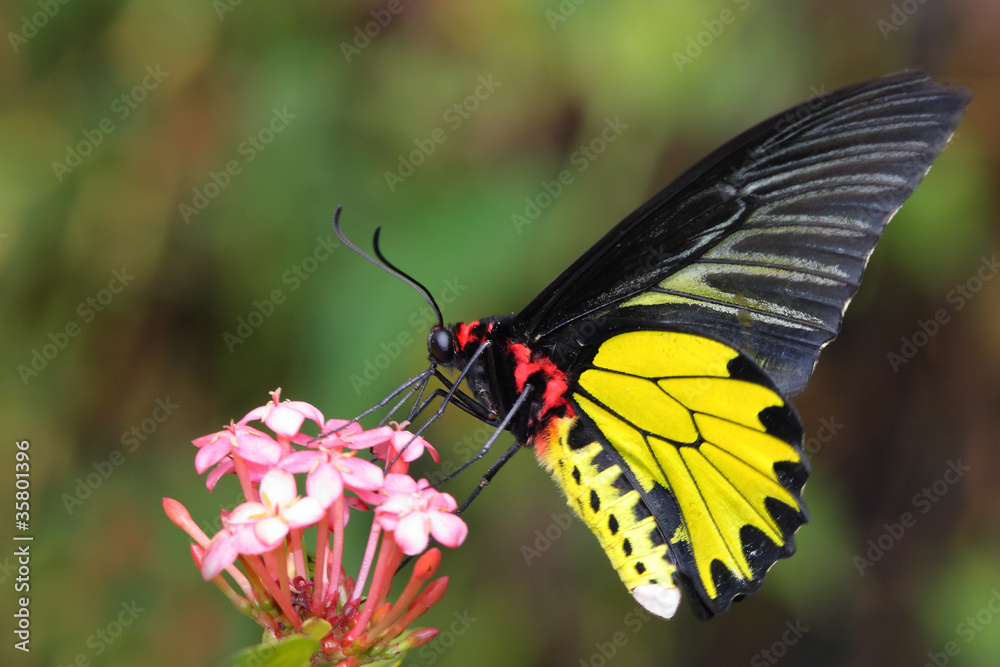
[372,227,444,328]
[332,206,445,328]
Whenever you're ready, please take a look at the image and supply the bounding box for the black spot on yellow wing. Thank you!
[726,354,772,386]
[542,329,808,618]
[758,405,804,450]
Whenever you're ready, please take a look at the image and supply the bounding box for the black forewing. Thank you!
[512,70,970,396]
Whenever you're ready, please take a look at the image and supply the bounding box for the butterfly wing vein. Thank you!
[543,330,807,616]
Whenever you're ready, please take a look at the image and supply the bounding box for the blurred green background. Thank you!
[2,1,999,666]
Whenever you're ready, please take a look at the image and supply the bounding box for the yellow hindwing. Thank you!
[540,330,808,616]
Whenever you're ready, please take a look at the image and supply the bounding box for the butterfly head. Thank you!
[427,320,497,368]
[427,325,455,365]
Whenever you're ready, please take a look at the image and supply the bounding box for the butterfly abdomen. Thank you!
[507,342,575,445]
[539,414,683,619]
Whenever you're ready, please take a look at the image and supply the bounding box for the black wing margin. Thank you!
[514,70,970,396]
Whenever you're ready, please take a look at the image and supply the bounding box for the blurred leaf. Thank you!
[226,634,318,667]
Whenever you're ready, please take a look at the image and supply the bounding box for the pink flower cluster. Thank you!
[164,389,467,665]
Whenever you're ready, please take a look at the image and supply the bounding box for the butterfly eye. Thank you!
[428,327,454,364]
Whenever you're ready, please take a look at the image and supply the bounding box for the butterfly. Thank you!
[343,69,970,621]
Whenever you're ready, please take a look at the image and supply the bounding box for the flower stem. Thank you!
[243,554,302,631]
[269,545,293,611]
[289,526,307,580]
[231,455,259,503]
[364,549,439,642]
[312,510,330,614]
[349,522,382,604]
[346,533,403,642]
[384,576,449,640]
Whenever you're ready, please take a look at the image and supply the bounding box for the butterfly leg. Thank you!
[456,438,525,516]
[359,369,433,422]
[310,369,433,444]
[414,379,495,423]
[451,385,533,514]
[378,382,498,469]
[386,342,499,464]
[398,339,497,428]
[430,383,534,489]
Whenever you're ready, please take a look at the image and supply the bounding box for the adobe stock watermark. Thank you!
[0,554,17,585]
[348,278,467,393]
[637,77,825,215]
[710,81,827,179]
[756,84,827,139]
[521,512,574,566]
[887,254,999,372]
[17,268,135,386]
[511,116,629,234]
[212,0,244,21]
[802,416,842,457]
[61,397,179,514]
[672,0,754,73]
[877,0,929,40]
[545,0,592,30]
[55,599,145,667]
[923,588,1000,667]
[853,458,969,575]
[423,425,495,487]
[750,619,810,666]
[340,0,415,62]
[408,609,477,666]
[50,64,169,181]
[179,107,296,223]
[383,75,501,192]
[8,0,72,54]
[222,233,340,353]
[578,604,657,667]
[197,489,247,538]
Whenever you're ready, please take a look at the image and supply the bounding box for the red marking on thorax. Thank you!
[454,320,494,351]
[454,321,478,350]
[510,343,575,426]
[453,322,575,455]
